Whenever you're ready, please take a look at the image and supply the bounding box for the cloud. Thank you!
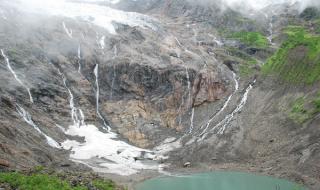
[186,0,320,12]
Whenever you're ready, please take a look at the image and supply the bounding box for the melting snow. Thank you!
[61,124,157,175]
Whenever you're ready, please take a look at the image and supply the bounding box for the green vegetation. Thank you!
[262,26,320,84]
[289,92,320,124]
[312,91,320,114]
[228,31,268,48]
[239,59,258,77]
[225,47,260,77]
[0,172,86,190]
[92,179,116,190]
[0,170,119,190]
[289,97,310,124]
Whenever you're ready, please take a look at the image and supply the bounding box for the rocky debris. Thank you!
[0,159,10,168]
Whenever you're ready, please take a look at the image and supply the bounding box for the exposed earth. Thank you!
[0,0,319,190]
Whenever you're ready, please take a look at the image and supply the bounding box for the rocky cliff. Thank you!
[0,0,320,189]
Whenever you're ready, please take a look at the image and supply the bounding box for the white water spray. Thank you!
[62,21,73,38]
[267,22,275,45]
[110,45,118,99]
[1,49,34,103]
[94,64,111,132]
[185,67,195,134]
[16,104,60,148]
[59,69,85,126]
[99,36,105,49]
[77,44,82,73]
[212,80,256,135]
[199,72,239,137]
[189,108,195,133]
[262,12,275,45]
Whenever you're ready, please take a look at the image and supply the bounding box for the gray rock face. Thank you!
[0,0,231,167]
[0,1,319,189]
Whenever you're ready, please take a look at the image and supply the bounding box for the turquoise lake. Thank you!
[135,172,306,190]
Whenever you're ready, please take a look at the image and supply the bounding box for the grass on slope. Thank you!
[228,31,268,48]
[289,92,320,124]
[0,171,117,190]
[262,26,320,84]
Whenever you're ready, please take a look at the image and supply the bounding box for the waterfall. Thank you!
[185,67,191,106]
[267,22,275,45]
[99,36,105,49]
[174,36,199,58]
[94,64,111,132]
[189,108,195,134]
[208,34,224,47]
[77,44,81,73]
[110,65,116,100]
[185,67,195,134]
[62,21,73,38]
[262,12,274,45]
[1,49,34,103]
[110,45,118,100]
[16,104,60,148]
[113,44,118,59]
[59,69,85,127]
[211,80,256,135]
[198,72,239,137]
[175,37,183,48]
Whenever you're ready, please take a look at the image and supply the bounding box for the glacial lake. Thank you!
[135,172,306,190]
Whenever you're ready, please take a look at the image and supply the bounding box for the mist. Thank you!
[187,0,320,12]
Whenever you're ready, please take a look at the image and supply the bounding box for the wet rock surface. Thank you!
[0,0,319,190]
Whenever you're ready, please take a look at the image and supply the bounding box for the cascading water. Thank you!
[16,104,60,148]
[94,64,111,132]
[59,69,85,126]
[62,21,73,38]
[77,44,82,73]
[55,66,160,176]
[267,22,273,44]
[175,37,183,48]
[1,49,34,103]
[185,67,195,134]
[198,72,239,138]
[209,80,256,135]
[99,35,105,49]
[110,45,118,100]
[174,36,199,58]
[189,108,195,134]
[262,12,275,45]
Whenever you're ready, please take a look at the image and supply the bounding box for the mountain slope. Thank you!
[0,0,320,190]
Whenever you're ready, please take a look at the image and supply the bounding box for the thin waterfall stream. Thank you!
[1,49,34,103]
[94,64,111,132]
[16,104,60,148]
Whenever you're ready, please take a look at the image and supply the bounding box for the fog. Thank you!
[187,0,320,12]
[4,0,320,17]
